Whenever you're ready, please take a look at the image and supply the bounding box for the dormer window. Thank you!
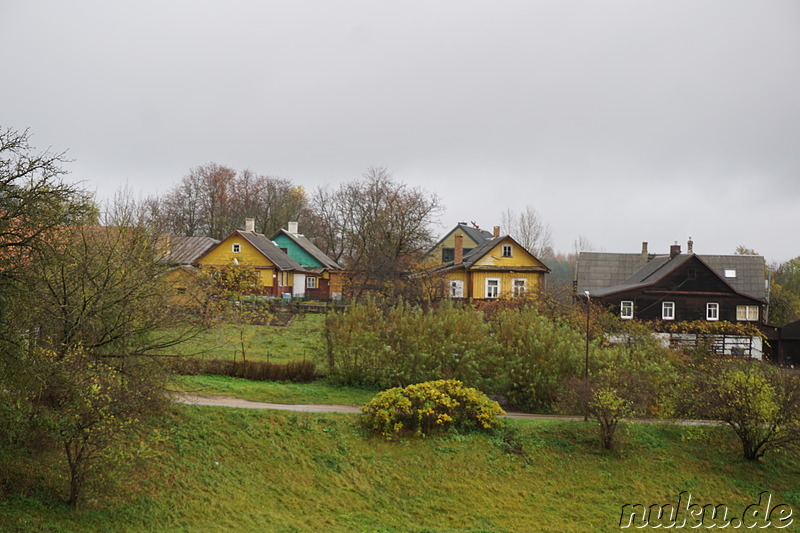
[502,244,512,257]
[232,243,241,253]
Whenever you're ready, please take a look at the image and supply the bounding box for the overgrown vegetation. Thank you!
[361,380,504,439]
[323,299,680,414]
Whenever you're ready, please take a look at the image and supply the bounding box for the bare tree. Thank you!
[309,167,442,295]
[500,205,554,259]
[155,163,307,239]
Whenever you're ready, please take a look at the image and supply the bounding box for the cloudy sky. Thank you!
[2,1,798,262]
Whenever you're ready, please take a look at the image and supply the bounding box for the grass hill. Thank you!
[2,405,798,532]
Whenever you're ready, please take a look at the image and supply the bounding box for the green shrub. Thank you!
[361,380,505,440]
[490,308,584,411]
[324,300,493,388]
[588,387,633,450]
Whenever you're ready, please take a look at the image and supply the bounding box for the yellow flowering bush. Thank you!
[361,380,505,440]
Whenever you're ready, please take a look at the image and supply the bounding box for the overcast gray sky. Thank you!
[2,1,798,262]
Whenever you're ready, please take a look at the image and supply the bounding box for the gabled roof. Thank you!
[579,252,766,301]
[436,235,550,273]
[163,236,220,265]
[273,229,342,270]
[427,223,493,256]
[235,230,303,271]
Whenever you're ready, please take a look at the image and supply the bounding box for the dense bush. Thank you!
[177,357,317,382]
[490,308,585,410]
[324,300,683,413]
[324,300,494,388]
[361,380,504,440]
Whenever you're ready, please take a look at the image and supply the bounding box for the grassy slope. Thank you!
[3,407,799,533]
[165,313,325,364]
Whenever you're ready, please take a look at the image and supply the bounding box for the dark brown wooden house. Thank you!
[575,242,767,324]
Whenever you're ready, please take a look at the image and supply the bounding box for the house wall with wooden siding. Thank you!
[272,233,319,267]
[470,270,544,299]
[196,234,276,288]
[472,240,548,269]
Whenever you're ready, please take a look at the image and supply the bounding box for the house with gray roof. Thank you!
[576,241,767,324]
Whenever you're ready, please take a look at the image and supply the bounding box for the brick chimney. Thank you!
[245,218,255,232]
[288,221,299,234]
[493,226,500,238]
[670,243,681,258]
[454,234,464,265]
[641,241,648,259]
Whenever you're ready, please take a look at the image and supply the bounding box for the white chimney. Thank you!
[245,218,255,232]
[288,221,299,234]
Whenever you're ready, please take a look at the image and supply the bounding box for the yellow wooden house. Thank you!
[196,227,303,298]
[432,232,550,300]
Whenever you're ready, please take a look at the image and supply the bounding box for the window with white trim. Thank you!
[502,244,512,257]
[724,269,737,278]
[707,302,719,321]
[620,301,634,319]
[232,243,241,253]
[485,278,500,299]
[662,301,675,320]
[306,276,317,289]
[450,280,464,298]
[736,305,758,321]
[512,278,527,298]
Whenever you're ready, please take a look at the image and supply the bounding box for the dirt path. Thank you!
[175,394,584,420]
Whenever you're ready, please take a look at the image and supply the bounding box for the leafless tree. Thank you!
[500,205,554,259]
[309,166,442,295]
[155,163,307,239]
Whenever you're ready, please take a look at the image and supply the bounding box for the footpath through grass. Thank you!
[173,375,378,406]
[3,406,799,532]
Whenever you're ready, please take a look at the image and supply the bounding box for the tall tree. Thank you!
[500,205,554,259]
[768,257,800,325]
[156,163,307,239]
[0,126,97,280]
[310,167,441,294]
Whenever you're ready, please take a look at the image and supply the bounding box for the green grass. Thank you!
[3,408,799,532]
[173,375,379,406]
[164,313,325,364]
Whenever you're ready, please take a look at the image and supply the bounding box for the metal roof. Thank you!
[273,229,342,270]
[576,252,766,300]
[237,231,303,271]
[164,236,219,265]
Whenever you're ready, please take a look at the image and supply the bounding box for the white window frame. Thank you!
[620,300,634,319]
[449,279,464,298]
[662,301,675,320]
[707,302,719,321]
[501,244,513,258]
[736,305,758,321]
[485,278,500,299]
[232,242,241,253]
[512,278,527,298]
[306,276,317,289]
[724,269,737,278]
